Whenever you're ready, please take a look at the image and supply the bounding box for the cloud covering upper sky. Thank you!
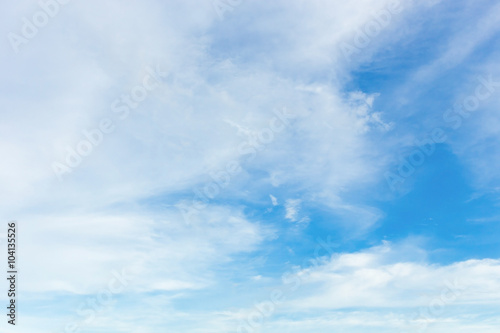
[1,0,500,332]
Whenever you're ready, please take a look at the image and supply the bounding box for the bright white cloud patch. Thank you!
[285,199,301,222]
[225,243,500,333]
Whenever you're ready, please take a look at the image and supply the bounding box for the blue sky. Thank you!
[1,0,500,332]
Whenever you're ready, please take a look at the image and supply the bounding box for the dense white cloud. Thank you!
[285,243,500,310]
[221,242,500,333]
[3,205,272,296]
[19,242,497,333]
[0,0,401,230]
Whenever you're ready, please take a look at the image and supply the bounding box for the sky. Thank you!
[1,0,500,332]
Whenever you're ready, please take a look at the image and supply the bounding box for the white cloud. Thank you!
[0,0,412,214]
[0,205,272,296]
[222,242,500,333]
[284,243,500,310]
[285,199,301,221]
